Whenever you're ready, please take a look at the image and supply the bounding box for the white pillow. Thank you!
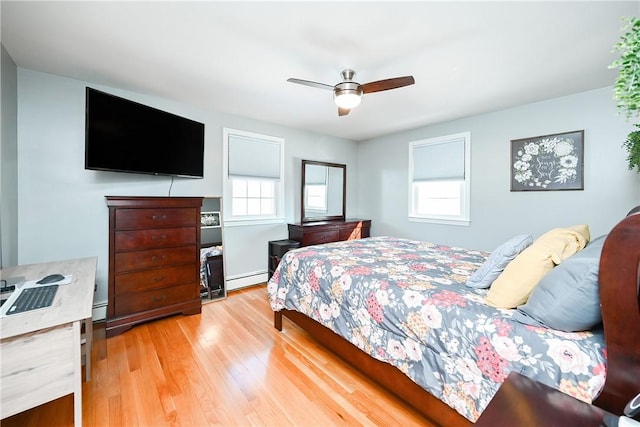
[465,234,533,289]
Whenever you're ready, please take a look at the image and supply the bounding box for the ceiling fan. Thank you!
[287,69,415,116]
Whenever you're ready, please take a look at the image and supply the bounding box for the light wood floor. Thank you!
[2,285,432,426]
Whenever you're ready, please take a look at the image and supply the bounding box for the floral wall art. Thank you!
[510,130,584,191]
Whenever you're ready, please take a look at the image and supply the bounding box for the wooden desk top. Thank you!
[0,257,96,339]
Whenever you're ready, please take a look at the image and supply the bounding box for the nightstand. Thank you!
[476,372,617,426]
[268,239,300,280]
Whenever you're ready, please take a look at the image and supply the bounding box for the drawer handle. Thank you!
[152,275,166,282]
[152,294,167,302]
[152,214,168,221]
[151,255,168,262]
[151,234,167,241]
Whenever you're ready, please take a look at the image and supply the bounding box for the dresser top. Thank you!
[106,196,203,208]
[289,219,370,227]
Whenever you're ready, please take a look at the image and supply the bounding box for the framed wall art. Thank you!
[201,211,221,228]
[511,130,584,191]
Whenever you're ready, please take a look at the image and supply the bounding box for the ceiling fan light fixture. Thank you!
[334,91,363,109]
[333,85,363,109]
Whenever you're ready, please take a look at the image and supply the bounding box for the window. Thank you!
[305,184,327,211]
[304,162,329,212]
[408,132,471,225]
[230,179,275,216]
[223,128,284,225]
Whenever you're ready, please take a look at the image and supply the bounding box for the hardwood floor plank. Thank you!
[107,394,122,427]
[1,285,434,426]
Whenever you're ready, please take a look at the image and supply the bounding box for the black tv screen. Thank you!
[85,87,205,178]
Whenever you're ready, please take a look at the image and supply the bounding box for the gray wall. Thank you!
[15,68,358,317]
[358,87,640,251]
[1,44,19,267]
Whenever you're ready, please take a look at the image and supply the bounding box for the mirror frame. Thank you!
[301,159,346,223]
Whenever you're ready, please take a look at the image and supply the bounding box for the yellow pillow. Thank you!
[485,224,590,308]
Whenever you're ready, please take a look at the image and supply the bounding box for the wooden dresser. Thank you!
[106,196,203,337]
[288,219,371,247]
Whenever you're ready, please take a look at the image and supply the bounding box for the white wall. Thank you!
[358,87,640,251]
[1,44,19,267]
[16,68,358,318]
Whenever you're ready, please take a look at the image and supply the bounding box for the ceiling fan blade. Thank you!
[338,107,350,117]
[287,78,334,90]
[361,76,415,94]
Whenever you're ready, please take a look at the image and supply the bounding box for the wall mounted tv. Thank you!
[85,87,205,178]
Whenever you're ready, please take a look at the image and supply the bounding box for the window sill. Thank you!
[408,216,470,227]
[223,217,285,227]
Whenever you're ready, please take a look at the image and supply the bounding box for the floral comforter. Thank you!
[267,236,606,422]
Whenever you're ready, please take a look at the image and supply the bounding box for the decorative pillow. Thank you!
[485,224,590,308]
[513,235,606,331]
[466,234,533,289]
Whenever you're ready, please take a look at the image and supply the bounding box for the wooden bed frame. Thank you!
[273,209,640,426]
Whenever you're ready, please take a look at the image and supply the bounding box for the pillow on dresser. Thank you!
[466,234,533,289]
[513,235,606,332]
[485,224,590,309]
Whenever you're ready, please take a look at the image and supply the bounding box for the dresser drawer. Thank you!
[115,208,197,230]
[115,227,196,251]
[288,219,371,248]
[303,230,339,246]
[115,264,198,294]
[339,224,370,241]
[113,283,196,317]
[115,246,196,273]
[339,227,360,241]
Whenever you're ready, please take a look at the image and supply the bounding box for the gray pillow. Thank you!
[466,234,533,289]
[513,235,607,332]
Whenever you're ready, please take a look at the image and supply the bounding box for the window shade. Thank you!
[305,164,328,185]
[413,138,465,181]
[228,134,281,179]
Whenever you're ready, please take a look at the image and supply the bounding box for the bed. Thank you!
[267,209,640,425]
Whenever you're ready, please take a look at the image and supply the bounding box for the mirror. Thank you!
[301,159,346,223]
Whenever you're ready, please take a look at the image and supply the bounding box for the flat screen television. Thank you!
[85,87,205,178]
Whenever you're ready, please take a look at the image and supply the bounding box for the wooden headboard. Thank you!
[593,206,640,416]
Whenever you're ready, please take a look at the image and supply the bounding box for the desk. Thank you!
[0,257,96,426]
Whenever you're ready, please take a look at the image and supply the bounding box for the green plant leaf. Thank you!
[610,17,640,120]
[623,124,640,172]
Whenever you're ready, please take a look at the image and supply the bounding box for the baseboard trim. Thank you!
[226,271,268,291]
[92,301,107,322]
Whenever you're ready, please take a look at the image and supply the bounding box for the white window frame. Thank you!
[408,132,471,226]
[223,128,285,226]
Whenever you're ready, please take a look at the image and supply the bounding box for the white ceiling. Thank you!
[2,1,638,141]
